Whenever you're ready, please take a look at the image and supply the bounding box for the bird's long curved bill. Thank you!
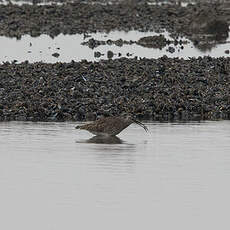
[133,119,149,132]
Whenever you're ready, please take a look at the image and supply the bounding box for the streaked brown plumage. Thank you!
[75,116,148,136]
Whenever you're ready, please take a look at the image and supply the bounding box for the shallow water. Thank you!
[0,121,230,230]
[0,30,230,63]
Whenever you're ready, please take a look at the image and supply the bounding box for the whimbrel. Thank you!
[75,115,148,136]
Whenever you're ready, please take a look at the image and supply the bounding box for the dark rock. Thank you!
[167,46,176,53]
[107,50,114,59]
[137,35,168,48]
[52,52,60,58]
[94,51,103,58]
[81,38,104,49]
[204,19,229,36]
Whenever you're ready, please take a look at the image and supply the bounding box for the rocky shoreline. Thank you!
[0,56,229,122]
[0,1,229,42]
[0,1,229,122]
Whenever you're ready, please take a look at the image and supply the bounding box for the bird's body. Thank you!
[75,116,148,136]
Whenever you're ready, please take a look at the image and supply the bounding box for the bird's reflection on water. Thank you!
[87,136,124,144]
[75,135,136,172]
[76,135,124,144]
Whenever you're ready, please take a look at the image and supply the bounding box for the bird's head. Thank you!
[122,113,148,132]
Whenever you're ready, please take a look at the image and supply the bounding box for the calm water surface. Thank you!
[0,121,230,230]
[0,30,229,63]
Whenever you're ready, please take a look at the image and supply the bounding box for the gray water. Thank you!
[0,121,230,230]
[1,30,230,63]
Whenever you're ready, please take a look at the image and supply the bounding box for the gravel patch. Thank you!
[0,57,229,121]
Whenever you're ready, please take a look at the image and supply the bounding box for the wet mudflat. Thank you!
[0,0,229,57]
[0,0,229,40]
[0,1,229,122]
[0,121,230,230]
[0,56,230,122]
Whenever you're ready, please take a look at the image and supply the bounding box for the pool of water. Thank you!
[1,30,230,63]
[0,121,230,230]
